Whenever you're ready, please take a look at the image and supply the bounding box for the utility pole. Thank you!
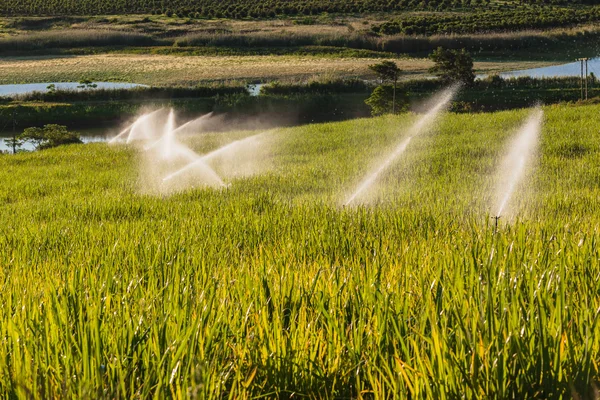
[580,58,584,100]
[577,58,590,101]
[586,58,589,100]
[12,108,16,154]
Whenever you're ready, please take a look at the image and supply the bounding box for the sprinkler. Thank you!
[492,215,501,233]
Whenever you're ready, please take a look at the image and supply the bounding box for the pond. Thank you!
[499,58,600,78]
[0,128,111,153]
[0,81,147,97]
[247,83,265,96]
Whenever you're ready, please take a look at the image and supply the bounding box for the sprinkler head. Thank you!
[492,215,501,233]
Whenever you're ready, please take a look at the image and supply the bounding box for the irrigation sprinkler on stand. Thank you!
[492,215,501,234]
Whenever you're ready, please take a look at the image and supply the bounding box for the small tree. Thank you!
[19,124,82,150]
[365,85,409,116]
[3,136,23,153]
[369,61,401,113]
[429,47,475,86]
[77,80,98,90]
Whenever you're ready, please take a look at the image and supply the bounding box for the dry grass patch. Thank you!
[0,53,556,86]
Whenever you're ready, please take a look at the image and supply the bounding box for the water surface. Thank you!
[500,58,600,78]
[0,82,146,97]
[0,128,110,153]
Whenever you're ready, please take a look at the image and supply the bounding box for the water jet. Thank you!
[343,86,457,206]
[493,108,543,219]
[162,132,265,183]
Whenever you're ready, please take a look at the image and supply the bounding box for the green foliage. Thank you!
[429,47,475,86]
[12,86,247,103]
[369,61,402,113]
[365,85,408,116]
[260,78,371,95]
[2,136,23,153]
[0,30,157,52]
[1,106,600,397]
[2,0,598,20]
[368,60,401,84]
[19,124,82,150]
[77,79,98,89]
[372,6,600,35]
[0,0,481,17]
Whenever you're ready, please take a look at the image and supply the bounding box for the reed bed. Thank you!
[0,29,157,52]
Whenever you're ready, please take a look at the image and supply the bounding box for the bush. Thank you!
[365,85,409,116]
[19,124,82,150]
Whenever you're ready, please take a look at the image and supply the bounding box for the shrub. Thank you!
[19,124,83,150]
[365,85,409,116]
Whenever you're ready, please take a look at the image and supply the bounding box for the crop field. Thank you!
[0,53,554,85]
[372,6,600,35]
[1,104,599,398]
[0,0,598,20]
[0,0,540,18]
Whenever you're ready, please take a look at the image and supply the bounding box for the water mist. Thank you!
[343,86,457,206]
[109,109,272,195]
[493,108,543,219]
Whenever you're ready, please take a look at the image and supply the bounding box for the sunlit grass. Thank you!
[0,52,554,86]
[1,104,599,398]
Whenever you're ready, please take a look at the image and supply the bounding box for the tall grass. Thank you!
[173,25,600,55]
[11,86,247,102]
[0,29,158,52]
[1,105,600,397]
[1,22,598,57]
[174,31,377,50]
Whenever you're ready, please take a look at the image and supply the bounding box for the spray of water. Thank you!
[171,112,214,136]
[343,86,457,206]
[493,108,543,218]
[162,133,266,183]
[108,125,133,144]
[144,112,215,153]
[125,108,167,144]
[110,108,273,194]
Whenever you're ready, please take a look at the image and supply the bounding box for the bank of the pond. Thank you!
[0,81,147,97]
[0,128,109,152]
[0,94,372,132]
[0,76,593,132]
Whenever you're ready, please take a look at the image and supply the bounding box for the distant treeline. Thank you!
[0,0,593,18]
[0,0,465,17]
[372,7,600,35]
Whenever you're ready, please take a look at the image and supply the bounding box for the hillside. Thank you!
[1,0,599,20]
[2,104,600,397]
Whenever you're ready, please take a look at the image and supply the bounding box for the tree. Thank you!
[19,124,82,150]
[429,47,475,86]
[4,136,23,153]
[77,80,98,90]
[365,85,409,116]
[369,60,402,113]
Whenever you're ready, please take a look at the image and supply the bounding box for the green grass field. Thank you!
[1,104,600,398]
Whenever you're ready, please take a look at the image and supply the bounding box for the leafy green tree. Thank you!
[429,47,475,86]
[365,85,409,116]
[78,80,98,90]
[19,124,82,150]
[369,60,402,113]
[3,136,23,154]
